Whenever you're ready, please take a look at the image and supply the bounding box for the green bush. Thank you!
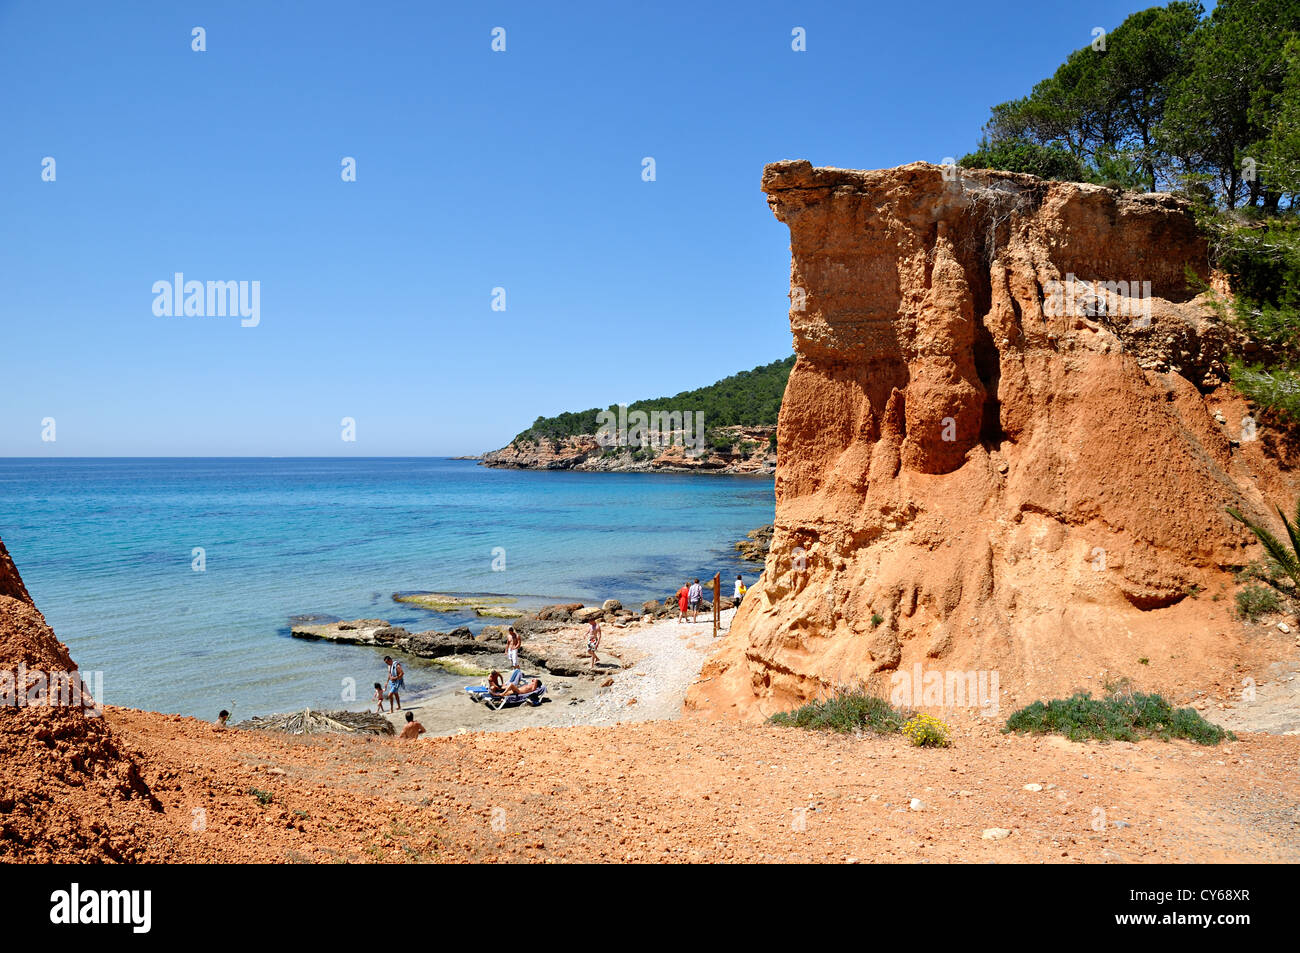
[1003,691,1232,745]
[959,139,1086,181]
[769,690,906,735]
[1236,583,1283,620]
[1235,559,1285,585]
[1207,215,1300,423]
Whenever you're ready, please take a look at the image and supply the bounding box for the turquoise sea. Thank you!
[0,458,774,719]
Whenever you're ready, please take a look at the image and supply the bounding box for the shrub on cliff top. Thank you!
[769,690,906,735]
[1003,691,1231,745]
[959,139,1086,182]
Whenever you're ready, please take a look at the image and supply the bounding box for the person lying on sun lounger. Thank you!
[495,677,542,697]
[486,670,540,697]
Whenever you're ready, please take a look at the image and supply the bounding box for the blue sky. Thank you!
[1,0,1167,456]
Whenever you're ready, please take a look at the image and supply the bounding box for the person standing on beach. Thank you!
[505,626,521,671]
[383,655,405,712]
[585,617,602,674]
[734,574,745,605]
[688,578,702,623]
[677,583,689,623]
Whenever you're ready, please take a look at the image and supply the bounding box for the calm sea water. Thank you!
[0,458,773,719]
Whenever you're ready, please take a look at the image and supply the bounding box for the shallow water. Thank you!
[0,458,773,718]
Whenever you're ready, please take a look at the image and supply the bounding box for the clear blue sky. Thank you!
[1,0,1161,456]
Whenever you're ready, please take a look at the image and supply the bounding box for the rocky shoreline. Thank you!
[479,425,777,474]
[735,524,773,562]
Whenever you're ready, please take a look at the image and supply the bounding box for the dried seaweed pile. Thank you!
[236,708,395,736]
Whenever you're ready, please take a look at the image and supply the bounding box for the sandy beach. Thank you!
[383,608,739,736]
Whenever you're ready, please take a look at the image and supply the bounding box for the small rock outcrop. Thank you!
[736,525,774,562]
[290,619,409,645]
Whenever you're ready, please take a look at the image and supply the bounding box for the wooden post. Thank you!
[711,572,721,638]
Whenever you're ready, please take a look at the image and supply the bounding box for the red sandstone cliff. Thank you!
[689,161,1299,719]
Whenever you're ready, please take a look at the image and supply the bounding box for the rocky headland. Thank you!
[480,425,777,474]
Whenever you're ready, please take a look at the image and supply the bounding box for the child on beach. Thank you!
[372,682,385,713]
[585,618,601,674]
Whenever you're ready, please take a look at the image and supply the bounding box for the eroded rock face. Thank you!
[688,161,1298,719]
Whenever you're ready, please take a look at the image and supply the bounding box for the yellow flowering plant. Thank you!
[902,712,952,748]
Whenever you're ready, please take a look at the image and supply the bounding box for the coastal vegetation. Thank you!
[511,355,795,445]
[962,0,1300,425]
[901,713,952,748]
[960,0,1298,202]
[1235,582,1283,621]
[769,689,907,735]
[1227,500,1300,619]
[1003,688,1232,744]
[769,692,953,747]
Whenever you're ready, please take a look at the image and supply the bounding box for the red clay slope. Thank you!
[0,538,159,862]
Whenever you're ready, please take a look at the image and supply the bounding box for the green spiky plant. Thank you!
[1226,500,1300,591]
